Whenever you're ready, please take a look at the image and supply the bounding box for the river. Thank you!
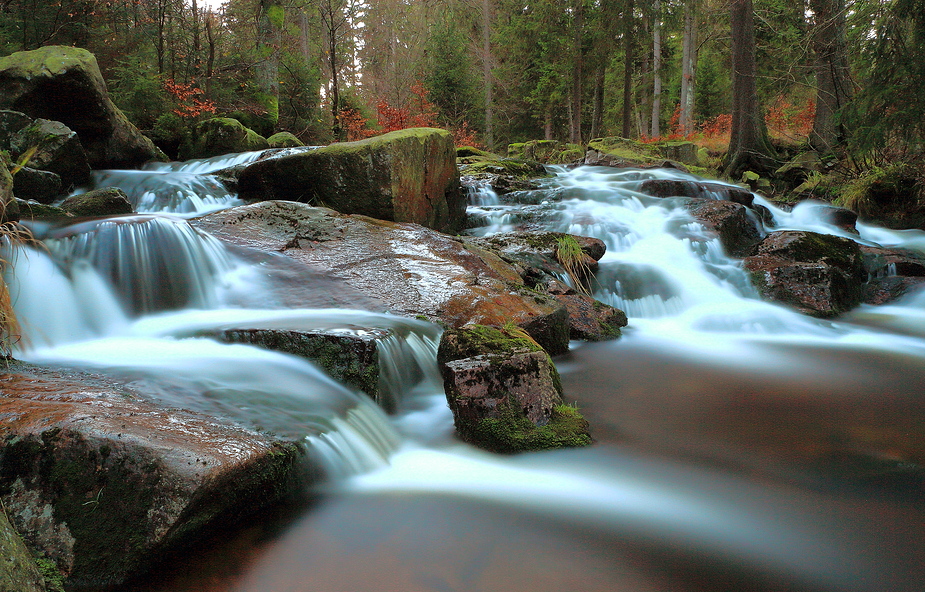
[6,155,924,591]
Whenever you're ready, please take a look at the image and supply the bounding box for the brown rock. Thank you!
[0,363,301,591]
[640,179,755,207]
[192,201,570,354]
[686,197,763,257]
[744,231,866,317]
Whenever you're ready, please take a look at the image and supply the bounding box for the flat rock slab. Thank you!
[193,201,569,355]
[0,362,301,591]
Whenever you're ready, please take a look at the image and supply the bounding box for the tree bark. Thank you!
[570,0,585,144]
[621,0,634,138]
[482,0,494,149]
[809,0,852,152]
[590,64,605,140]
[256,0,281,134]
[723,0,775,178]
[651,0,662,137]
[679,0,698,134]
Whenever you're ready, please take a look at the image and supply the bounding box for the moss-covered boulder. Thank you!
[437,325,591,453]
[585,137,663,168]
[192,201,570,354]
[180,118,269,161]
[744,230,866,317]
[10,118,91,188]
[0,362,302,591]
[267,132,304,149]
[507,140,584,164]
[60,187,133,217]
[238,128,465,233]
[0,46,162,169]
[0,506,46,592]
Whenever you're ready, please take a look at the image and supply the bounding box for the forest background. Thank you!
[1,0,924,218]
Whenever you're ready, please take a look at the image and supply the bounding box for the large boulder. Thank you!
[12,166,62,204]
[60,187,133,217]
[639,178,755,207]
[860,244,925,305]
[180,117,270,160]
[686,198,764,258]
[744,230,866,317]
[267,131,303,149]
[192,201,570,354]
[10,118,91,188]
[464,231,628,341]
[0,362,302,591]
[0,46,162,169]
[237,128,466,234]
[0,109,32,147]
[437,325,591,453]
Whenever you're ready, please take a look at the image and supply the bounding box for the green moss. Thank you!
[464,398,592,454]
[456,146,495,158]
[267,132,303,148]
[588,137,662,164]
[442,324,542,361]
[35,557,65,592]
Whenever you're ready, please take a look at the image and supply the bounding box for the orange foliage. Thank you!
[338,81,483,148]
[765,96,815,141]
[164,79,216,118]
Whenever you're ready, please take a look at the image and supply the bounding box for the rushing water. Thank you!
[6,158,925,591]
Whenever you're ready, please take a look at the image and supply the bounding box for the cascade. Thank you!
[7,155,925,592]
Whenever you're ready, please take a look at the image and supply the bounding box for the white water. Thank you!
[9,158,925,591]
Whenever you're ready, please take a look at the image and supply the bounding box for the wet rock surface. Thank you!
[238,128,465,234]
[437,325,591,453]
[640,179,755,207]
[0,362,302,591]
[686,197,764,258]
[193,201,570,354]
[744,230,866,317]
[203,327,390,410]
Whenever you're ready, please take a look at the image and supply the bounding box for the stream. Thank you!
[6,155,925,591]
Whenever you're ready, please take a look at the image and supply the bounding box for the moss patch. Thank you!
[464,400,592,454]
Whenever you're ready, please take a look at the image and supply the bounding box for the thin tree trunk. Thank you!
[809,0,852,151]
[724,0,775,177]
[570,0,585,144]
[679,0,698,134]
[544,104,554,140]
[651,0,662,137]
[482,0,494,149]
[205,11,215,93]
[257,0,281,134]
[191,0,200,78]
[590,64,605,140]
[621,0,634,138]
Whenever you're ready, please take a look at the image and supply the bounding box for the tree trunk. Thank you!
[679,0,698,134]
[191,0,200,78]
[590,64,605,140]
[544,104,553,141]
[569,0,585,144]
[256,0,281,134]
[205,11,215,93]
[723,0,775,178]
[482,0,494,149]
[809,0,852,152]
[651,0,662,137]
[621,0,634,138]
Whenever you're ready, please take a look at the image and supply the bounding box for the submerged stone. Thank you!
[238,127,465,234]
[203,327,392,410]
[437,325,591,453]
